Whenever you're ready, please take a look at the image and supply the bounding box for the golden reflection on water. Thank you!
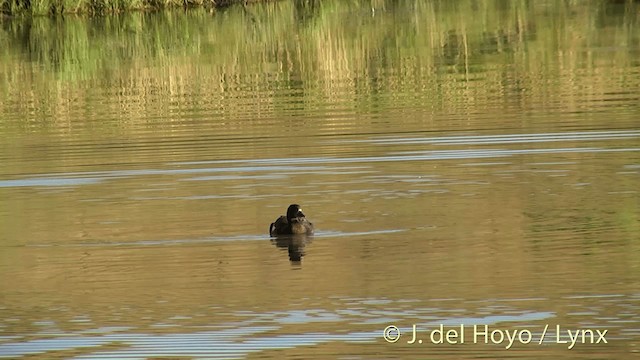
[0,0,639,358]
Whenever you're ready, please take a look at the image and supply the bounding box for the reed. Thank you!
[0,0,242,15]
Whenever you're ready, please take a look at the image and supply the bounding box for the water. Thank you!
[1,1,639,358]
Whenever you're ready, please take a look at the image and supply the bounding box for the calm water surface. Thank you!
[1,1,639,359]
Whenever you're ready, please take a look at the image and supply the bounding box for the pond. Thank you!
[0,0,639,358]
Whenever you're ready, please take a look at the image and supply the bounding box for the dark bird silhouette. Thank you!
[269,204,314,236]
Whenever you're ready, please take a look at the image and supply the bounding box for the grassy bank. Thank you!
[0,0,251,16]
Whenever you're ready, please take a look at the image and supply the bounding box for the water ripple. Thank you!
[350,130,640,145]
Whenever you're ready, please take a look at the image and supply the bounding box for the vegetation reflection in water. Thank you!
[0,0,639,359]
[1,0,639,133]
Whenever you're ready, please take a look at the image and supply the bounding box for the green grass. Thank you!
[0,0,240,15]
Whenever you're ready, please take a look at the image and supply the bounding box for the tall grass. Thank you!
[0,0,235,15]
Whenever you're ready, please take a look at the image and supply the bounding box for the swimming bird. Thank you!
[269,204,314,236]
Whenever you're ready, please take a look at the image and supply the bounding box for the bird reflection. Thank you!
[270,234,312,264]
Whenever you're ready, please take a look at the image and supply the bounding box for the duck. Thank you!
[269,204,314,236]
